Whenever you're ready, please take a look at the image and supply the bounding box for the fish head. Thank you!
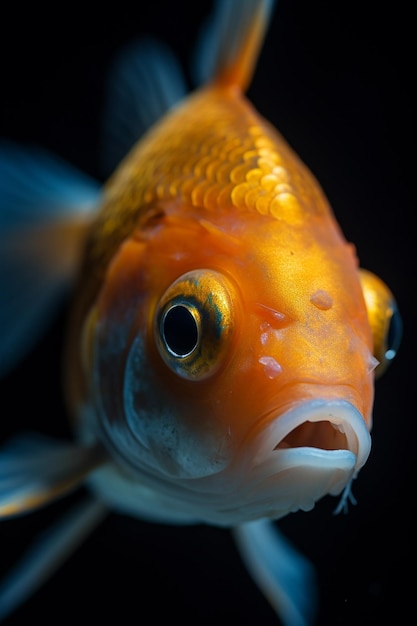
[80,187,400,524]
[72,84,402,525]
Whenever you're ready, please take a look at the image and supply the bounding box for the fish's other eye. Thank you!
[359,269,403,378]
[155,269,236,380]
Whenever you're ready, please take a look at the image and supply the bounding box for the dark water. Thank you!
[0,2,414,624]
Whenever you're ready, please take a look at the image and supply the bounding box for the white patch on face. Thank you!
[258,355,282,379]
[260,321,271,346]
[260,332,269,345]
[310,289,333,310]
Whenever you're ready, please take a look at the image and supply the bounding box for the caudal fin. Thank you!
[0,143,101,376]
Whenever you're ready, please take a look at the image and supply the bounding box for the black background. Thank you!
[0,1,414,624]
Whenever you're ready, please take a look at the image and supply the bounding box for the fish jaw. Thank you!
[83,396,371,527]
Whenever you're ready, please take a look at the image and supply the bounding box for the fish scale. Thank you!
[99,88,324,226]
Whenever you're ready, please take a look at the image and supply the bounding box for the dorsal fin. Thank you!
[101,39,187,177]
[193,0,275,91]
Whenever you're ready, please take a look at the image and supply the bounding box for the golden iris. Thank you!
[154,269,236,380]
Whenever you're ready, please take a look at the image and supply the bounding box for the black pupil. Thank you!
[162,305,199,357]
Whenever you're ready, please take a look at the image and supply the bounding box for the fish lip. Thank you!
[252,398,371,476]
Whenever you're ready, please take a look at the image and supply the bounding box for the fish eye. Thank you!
[154,269,236,380]
[359,269,403,378]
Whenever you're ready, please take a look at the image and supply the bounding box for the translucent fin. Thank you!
[0,496,107,621]
[193,0,275,91]
[0,433,107,518]
[0,143,101,376]
[233,519,318,626]
[101,38,188,177]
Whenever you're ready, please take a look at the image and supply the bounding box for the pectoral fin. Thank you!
[0,496,107,622]
[0,433,107,518]
[233,519,318,626]
[0,143,101,377]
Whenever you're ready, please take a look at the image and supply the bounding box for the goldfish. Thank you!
[0,1,402,624]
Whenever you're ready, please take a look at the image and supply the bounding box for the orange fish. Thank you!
[0,1,402,624]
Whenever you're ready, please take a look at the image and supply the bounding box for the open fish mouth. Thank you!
[268,399,370,469]
[240,399,372,518]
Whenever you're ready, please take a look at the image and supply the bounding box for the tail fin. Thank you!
[193,0,275,91]
[0,143,101,376]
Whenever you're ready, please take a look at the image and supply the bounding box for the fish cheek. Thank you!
[123,335,235,478]
[92,237,234,478]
